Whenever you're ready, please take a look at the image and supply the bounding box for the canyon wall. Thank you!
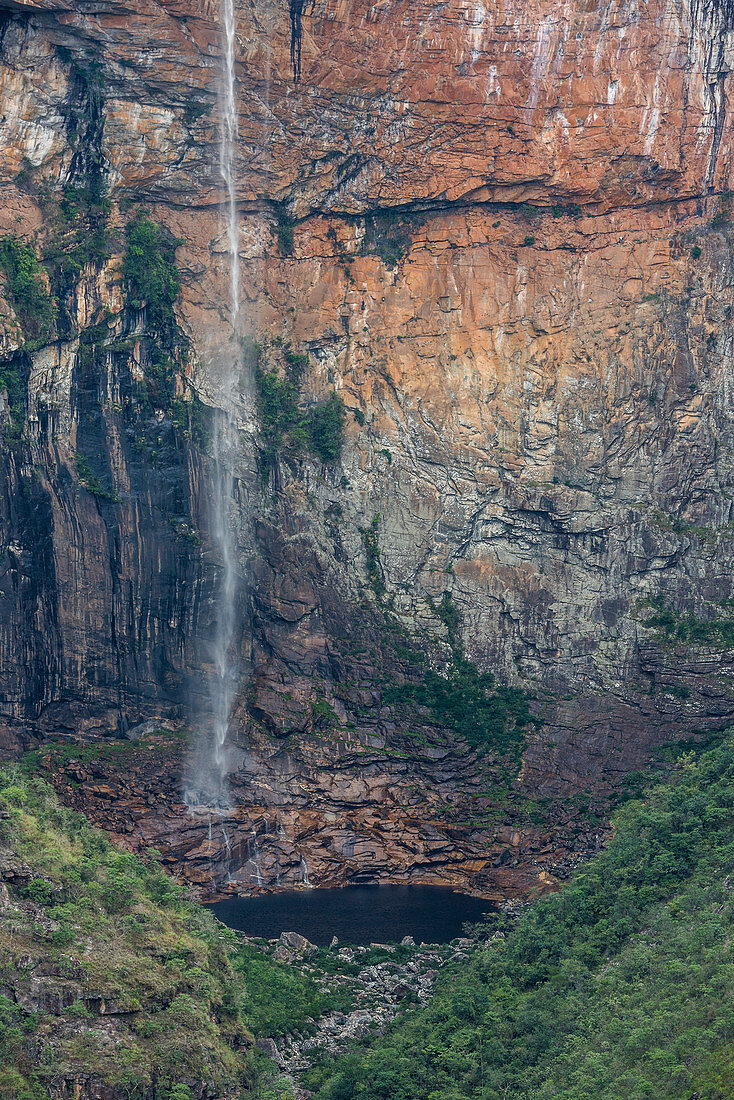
[1,0,734,897]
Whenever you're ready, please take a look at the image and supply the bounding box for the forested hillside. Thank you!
[307,737,734,1100]
[0,765,299,1100]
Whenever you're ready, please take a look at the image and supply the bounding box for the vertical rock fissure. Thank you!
[289,0,311,81]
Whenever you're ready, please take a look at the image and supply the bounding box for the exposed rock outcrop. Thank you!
[0,0,733,897]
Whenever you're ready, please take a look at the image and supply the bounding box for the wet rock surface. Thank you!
[30,727,610,902]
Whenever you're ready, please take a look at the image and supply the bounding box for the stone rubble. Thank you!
[251,933,480,1081]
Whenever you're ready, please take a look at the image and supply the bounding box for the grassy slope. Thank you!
[308,737,734,1100]
[0,765,327,1100]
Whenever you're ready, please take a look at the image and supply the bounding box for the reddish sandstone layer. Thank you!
[0,0,732,895]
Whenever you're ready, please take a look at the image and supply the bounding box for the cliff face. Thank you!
[1,0,734,898]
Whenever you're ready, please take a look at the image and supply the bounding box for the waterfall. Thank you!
[208,402,237,803]
[186,0,240,809]
[208,0,241,803]
[300,856,312,889]
[250,831,264,886]
[220,0,240,317]
[221,823,233,884]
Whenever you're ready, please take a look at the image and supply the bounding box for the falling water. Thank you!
[209,0,242,802]
[187,0,241,808]
[208,403,237,802]
[300,856,312,889]
[220,0,240,317]
[250,831,264,886]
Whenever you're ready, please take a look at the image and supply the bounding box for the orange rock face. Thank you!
[0,0,733,898]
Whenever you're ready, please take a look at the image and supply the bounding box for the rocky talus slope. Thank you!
[0,0,732,896]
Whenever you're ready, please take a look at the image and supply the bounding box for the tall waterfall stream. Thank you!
[186,0,241,811]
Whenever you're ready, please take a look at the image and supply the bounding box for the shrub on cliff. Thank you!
[253,344,345,475]
[381,594,537,755]
[384,657,534,754]
[0,359,27,433]
[0,236,56,344]
[309,392,346,463]
[123,214,183,348]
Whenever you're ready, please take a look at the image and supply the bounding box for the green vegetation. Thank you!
[0,55,107,352]
[361,514,385,597]
[171,393,211,446]
[309,735,734,1099]
[312,697,340,729]
[123,214,184,348]
[381,594,537,756]
[0,766,246,1097]
[551,203,583,220]
[231,945,348,1037]
[0,359,27,434]
[253,344,345,476]
[361,211,414,267]
[384,652,534,755]
[119,213,209,452]
[0,765,301,1099]
[0,237,55,343]
[41,183,111,305]
[309,392,346,463]
[275,209,296,254]
[255,346,308,472]
[38,53,111,326]
[637,595,734,647]
[74,452,120,503]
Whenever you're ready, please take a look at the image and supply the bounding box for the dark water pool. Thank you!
[208,885,493,945]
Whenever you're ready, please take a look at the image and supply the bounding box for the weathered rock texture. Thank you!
[0,0,734,896]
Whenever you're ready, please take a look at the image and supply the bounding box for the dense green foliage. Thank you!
[361,514,385,596]
[0,237,55,342]
[384,657,535,754]
[0,359,27,432]
[42,183,111,302]
[255,347,308,470]
[309,391,346,463]
[123,214,183,346]
[0,766,300,1099]
[253,345,345,475]
[120,213,209,450]
[231,946,347,1038]
[309,737,734,1100]
[275,208,295,254]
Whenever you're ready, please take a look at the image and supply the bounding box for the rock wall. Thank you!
[1,0,734,897]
